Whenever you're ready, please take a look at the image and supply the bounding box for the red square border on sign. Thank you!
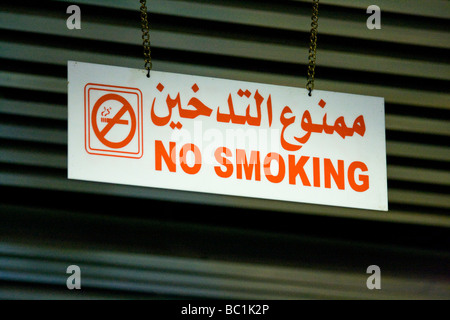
[84,83,143,159]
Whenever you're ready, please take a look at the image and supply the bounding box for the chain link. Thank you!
[140,0,152,78]
[306,0,319,96]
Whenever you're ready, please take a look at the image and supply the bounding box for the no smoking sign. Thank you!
[85,83,143,158]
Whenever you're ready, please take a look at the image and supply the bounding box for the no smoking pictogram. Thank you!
[92,93,136,149]
[85,84,143,158]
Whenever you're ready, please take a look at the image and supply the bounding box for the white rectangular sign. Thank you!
[68,61,388,211]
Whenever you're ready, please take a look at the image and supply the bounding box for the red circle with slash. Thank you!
[92,93,136,149]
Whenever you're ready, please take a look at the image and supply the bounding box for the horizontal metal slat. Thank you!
[389,189,450,209]
[0,98,67,121]
[1,66,449,110]
[0,72,65,94]
[385,114,450,136]
[0,100,448,163]
[299,0,450,20]
[0,123,66,144]
[0,258,309,299]
[2,40,449,83]
[6,256,415,299]
[0,147,66,169]
[2,13,450,82]
[2,98,449,137]
[0,171,449,227]
[0,41,140,74]
[0,284,145,300]
[1,147,448,187]
[51,0,450,49]
[0,243,448,299]
[388,165,450,186]
[386,141,450,162]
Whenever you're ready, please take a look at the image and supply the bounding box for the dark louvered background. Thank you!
[0,0,449,299]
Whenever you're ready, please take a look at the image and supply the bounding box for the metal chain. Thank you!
[140,0,152,78]
[306,0,319,96]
